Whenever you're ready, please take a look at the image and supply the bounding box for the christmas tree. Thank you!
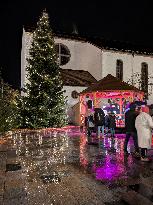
[0,71,18,133]
[20,11,67,128]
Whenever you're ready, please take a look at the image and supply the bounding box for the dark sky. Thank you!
[0,0,153,89]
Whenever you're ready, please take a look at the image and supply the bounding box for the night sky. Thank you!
[0,0,153,89]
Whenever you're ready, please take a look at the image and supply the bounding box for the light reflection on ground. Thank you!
[6,126,153,186]
[2,126,153,204]
[79,132,137,183]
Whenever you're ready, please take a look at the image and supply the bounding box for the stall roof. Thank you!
[80,74,143,94]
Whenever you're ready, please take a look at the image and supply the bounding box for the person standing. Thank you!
[135,106,153,161]
[94,107,105,138]
[109,112,116,137]
[124,103,140,156]
[86,109,95,143]
[105,112,110,135]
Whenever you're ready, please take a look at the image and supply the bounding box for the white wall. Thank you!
[102,50,133,82]
[54,37,102,80]
[21,30,102,86]
[102,50,153,104]
[134,54,153,104]
[63,85,86,106]
[21,29,153,104]
[63,86,87,124]
[21,28,33,88]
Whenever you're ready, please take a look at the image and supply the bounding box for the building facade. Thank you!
[21,28,153,109]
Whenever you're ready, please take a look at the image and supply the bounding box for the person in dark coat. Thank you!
[109,112,116,137]
[124,103,140,156]
[86,109,95,143]
[105,112,110,134]
[94,107,105,138]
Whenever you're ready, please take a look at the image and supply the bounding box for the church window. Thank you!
[55,43,71,66]
[141,62,148,97]
[116,59,123,80]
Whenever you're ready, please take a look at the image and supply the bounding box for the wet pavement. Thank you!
[0,126,153,205]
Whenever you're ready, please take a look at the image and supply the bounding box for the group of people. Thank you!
[84,103,153,162]
[124,103,153,162]
[85,107,116,142]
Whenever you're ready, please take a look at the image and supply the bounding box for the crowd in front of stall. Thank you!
[84,103,153,162]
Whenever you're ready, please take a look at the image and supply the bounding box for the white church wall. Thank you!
[102,50,133,82]
[21,29,33,88]
[54,37,102,80]
[63,86,87,124]
[21,30,102,87]
[133,55,153,104]
[102,50,153,104]
[63,86,86,106]
[21,28,153,105]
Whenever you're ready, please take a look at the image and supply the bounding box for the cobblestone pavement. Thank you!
[0,127,153,205]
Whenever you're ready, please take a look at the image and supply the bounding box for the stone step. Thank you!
[0,152,7,171]
[60,174,105,205]
[140,176,153,189]
[128,183,153,202]
[0,145,7,152]
[25,181,54,205]
[105,201,129,205]
[46,182,79,205]
[3,196,27,205]
[7,149,17,158]
[122,190,153,205]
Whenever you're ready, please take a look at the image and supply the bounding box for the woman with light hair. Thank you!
[135,106,153,161]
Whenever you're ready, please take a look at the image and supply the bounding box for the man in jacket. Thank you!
[124,103,140,156]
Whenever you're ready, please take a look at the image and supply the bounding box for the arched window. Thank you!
[141,62,148,97]
[55,43,71,66]
[116,59,123,80]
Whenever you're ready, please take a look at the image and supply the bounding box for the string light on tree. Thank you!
[17,10,67,129]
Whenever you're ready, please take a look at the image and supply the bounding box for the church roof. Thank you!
[24,26,153,56]
[80,74,143,94]
[60,69,97,87]
[56,34,153,56]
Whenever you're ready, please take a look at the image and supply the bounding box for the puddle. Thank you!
[6,128,153,190]
[1,128,153,205]
[79,136,138,185]
[40,174,61,183]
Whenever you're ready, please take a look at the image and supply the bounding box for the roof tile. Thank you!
[80,74,143,94]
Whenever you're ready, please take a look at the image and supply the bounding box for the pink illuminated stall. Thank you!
[79,74,144,127]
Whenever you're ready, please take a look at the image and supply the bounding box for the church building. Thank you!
[21,27,153,124]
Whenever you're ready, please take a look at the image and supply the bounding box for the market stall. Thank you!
[78,74,144,127]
